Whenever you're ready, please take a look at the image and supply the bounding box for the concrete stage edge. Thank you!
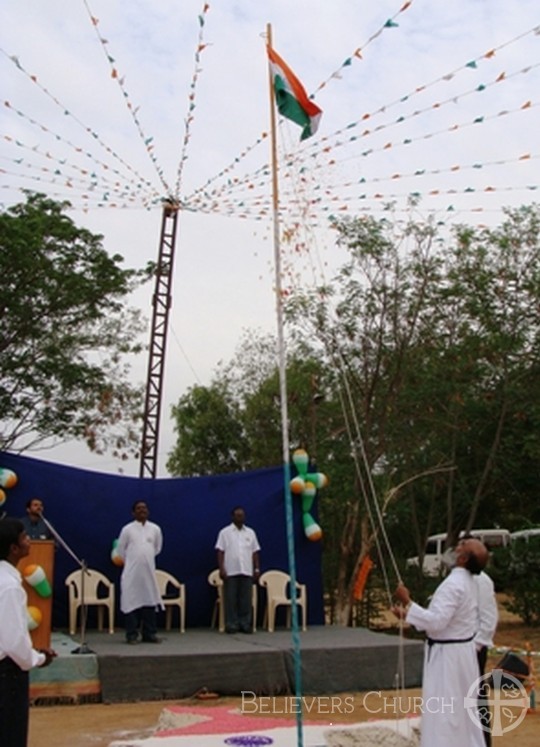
[31,627,423,704]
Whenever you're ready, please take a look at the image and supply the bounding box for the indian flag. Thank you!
[267,45,322,141]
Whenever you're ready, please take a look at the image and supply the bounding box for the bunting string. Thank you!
[2,103,162,204]
[180,94,540,227]
[184,2,415,205]
[172,2,211,201]
[1,4,538,233]
[306,61,540,166]
[2,132,160,201]
[303,25,540,156]
[183,131,269,204]
[182,84,538,218]
[0,151,162,210]
[0,168,161,208]
[178,179,540,225]
[82,0,172,196]
[188,151,538,208]
[0,179,159,212]
[185,24,540,209]
[0,46,161,199]
[184,90,538,214]
[311,1,414,96]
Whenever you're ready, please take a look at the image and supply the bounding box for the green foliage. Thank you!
[166,336,339,476]
[166,205,540,620]
[166,383,249,476]
[500,539,540,625]
[505,582,540,627]
[486,545,512,592]
[0,192,149,456]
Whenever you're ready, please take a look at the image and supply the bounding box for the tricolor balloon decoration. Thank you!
[27,605,43,631]
[0,467,17,508]
[111,539,124,567]
[290,449,328,542]
[23,564,52,598]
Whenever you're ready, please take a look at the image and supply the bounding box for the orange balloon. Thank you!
[290,476,305,494]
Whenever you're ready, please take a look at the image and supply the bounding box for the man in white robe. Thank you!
[393,538,488,747]
[474,568,498,747]
[117,500,163,644]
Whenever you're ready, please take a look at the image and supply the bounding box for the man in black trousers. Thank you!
[0,518,56,746]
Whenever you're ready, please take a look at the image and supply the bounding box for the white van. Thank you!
[510,528,540,544]
[407,528,511,576]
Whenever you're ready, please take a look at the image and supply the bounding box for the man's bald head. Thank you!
[456,537,489,575]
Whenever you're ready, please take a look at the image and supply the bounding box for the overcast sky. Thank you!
[2,1,539,476]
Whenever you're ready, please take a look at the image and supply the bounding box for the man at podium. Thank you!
[20,499,53,541]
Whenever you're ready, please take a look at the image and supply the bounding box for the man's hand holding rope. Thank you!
[391,582,411,619]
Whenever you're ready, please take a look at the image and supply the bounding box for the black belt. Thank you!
[427,635,475,646]
[426,635,474,660]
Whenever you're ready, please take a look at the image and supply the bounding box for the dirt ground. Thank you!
[27,687,539,747]
[28,599,540,747]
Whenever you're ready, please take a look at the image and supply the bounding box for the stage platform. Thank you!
[30,627,423,704]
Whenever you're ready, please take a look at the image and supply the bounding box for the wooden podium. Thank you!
[18,540,55,649]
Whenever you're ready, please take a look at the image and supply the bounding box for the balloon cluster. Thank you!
[111,538,124,567]
[0,468,17,508]
[23,564,52,598]
[27,606,42,631]
[290,449,328,542]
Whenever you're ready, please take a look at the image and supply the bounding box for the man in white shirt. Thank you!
[117,501,163,644]
[393,538,488,747]
[215,507,260,634]
[475,568,498,747]
[0,518,56,746]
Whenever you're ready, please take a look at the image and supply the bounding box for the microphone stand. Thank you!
[40,513,95,655]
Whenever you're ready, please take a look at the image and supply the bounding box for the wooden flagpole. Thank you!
[266,22,304,747]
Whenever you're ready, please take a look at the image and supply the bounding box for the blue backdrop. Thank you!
[0,451,324,630]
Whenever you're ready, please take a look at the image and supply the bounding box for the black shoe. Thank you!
[225,627,239,634]
[142,637,162,643]
[240,627,253,634]
[126,638,139,645]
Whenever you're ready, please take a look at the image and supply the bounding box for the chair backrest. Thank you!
[65,568,113,602]
[155,569,182,597]
[259,570,300,599]
[208,568,223,588]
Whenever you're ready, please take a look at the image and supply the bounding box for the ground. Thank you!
[28,597,539,747]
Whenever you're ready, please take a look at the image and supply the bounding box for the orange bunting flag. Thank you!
[353,556,374,601]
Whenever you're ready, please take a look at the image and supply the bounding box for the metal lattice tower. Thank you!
[139,200,180,478]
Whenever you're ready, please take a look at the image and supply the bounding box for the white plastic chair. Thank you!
[259,570,307,632]
[65,568,115,635]
[155,569,186,632]
[207,568,257,632]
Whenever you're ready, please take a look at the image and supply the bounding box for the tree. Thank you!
[166,206,540,626]
[167,382,249,476]
[286,206,540,623]
[0,192,150,457]
[167,333,335,475]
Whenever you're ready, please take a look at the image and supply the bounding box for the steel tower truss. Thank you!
[139,200,180,478]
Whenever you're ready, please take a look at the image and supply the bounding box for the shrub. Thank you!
[502,539,540,626]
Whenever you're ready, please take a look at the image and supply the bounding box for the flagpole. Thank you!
[266,22,304,747]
